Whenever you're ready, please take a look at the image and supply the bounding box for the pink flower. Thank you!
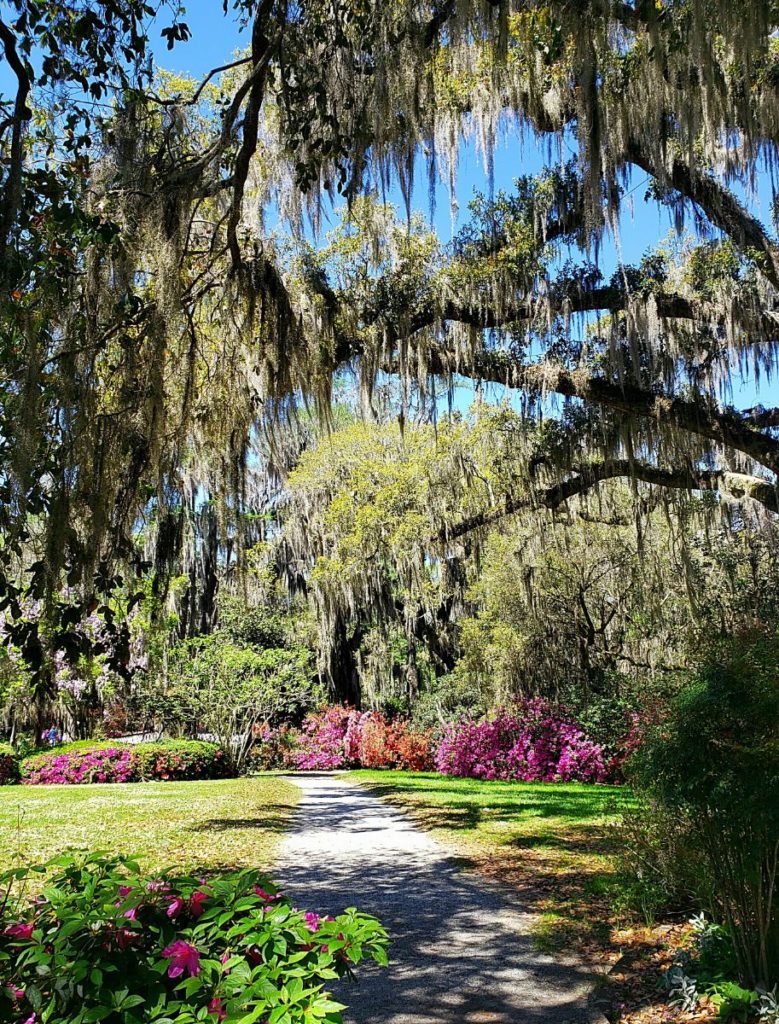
[6,983,24,1000]
[166,897,186,919]
[190,890,208,917]
[162,939,201,978]
[208,996,226,1021]
[254,885,280,902]
[22,1015,36,1024]
[118,885,132,898]
[123,907,137,920]
[3,923,33,939]
[303,912,321,932]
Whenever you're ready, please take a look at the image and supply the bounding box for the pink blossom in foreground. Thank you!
[162,939,201,978]
[166,897,186,919]
[190,890,209,917]
[208,996,226,1021]
[3,923,33,940]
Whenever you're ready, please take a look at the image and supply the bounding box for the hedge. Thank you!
[19,740,232,785]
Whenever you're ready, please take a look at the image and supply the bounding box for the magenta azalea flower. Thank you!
[166,897,186,919]
[190,890,208,917]
[254,885,280,902]
[162,939,201,978]
[118,885,132,898]
[3,923,33,939]
[6,983,24,1000]
[208,996,226,1021]
[303,912,321,932]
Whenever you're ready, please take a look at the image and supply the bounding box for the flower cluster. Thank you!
[434,700,612,783]
[20,746,134,785]
[289,707,434,771]
[20,740,231,786]
[0,852,389,1024]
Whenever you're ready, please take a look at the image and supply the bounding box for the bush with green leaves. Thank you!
[128,741,232,782]
[631,629,779,988]
[0,741,19,784]
[0,851,389,1024]
[166,635,322,769]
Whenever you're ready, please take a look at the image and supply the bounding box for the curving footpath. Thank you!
[275,774,597,1024]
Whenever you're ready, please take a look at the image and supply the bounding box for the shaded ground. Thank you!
[348,772,710,1024]
[0,776,299,870]
[276,773,597,1024]
[350,771,634,954]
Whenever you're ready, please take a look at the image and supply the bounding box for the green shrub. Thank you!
[0,741,19,784]
[614,802,712,923]
[631,629,779,988]
[0,851,389,1024]
[131,740,232,781]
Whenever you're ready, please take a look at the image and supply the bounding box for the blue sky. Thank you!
[3,1,777,411]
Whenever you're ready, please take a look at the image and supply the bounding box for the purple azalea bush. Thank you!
[435,699,611,783]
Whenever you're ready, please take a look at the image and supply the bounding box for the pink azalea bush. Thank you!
[434,699,612,783]
[21,745,135,785]
[290,707,434,771]
[20,740,230,785]
[0,852,388,1024]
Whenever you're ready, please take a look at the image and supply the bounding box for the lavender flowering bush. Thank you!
[434,699,612,783]
[0,851,389,1024]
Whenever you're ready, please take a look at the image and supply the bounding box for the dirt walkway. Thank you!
[275,773,597,1024]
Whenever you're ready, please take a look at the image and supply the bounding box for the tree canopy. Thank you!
[3,0,779,693]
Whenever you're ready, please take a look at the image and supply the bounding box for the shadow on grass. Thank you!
[187,805,293,834]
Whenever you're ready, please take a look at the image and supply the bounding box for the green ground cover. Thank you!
[0,776,299,872]
[349,770,636,952]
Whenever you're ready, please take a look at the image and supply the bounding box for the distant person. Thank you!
[42,724,61,747]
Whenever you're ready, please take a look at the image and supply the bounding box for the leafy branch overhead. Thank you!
[2,0,779,673]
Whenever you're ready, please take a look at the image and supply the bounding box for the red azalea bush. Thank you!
[20,740,232,786]
[0,851,389,1024]
[434,699,626,784]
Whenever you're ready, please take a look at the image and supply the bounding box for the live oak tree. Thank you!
[3,0,779,682]
[280,411,779,702]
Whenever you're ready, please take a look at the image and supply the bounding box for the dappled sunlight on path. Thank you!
[276,774,595,1024]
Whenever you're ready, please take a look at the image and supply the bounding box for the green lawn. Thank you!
[348,770,637,951]
[0,776,299,873]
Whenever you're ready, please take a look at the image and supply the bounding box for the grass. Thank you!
[0,776,300,873]
[348,770,637,954]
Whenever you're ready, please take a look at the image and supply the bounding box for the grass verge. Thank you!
[0,776,299,872]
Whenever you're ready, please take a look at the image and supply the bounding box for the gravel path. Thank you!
[275,773,596,1024]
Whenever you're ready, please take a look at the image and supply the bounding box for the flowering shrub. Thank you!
[21,745,135,785]
[130,741,231,781]
[0,742,19,785]
[0,851,389,1024]
[435,700,609,783]
[293,705,352,770]
[290,706,434,771]
[20,740,232,785]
